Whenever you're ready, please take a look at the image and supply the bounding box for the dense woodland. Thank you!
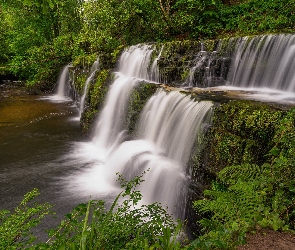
[1,0,295,249]
[1,0,295,89]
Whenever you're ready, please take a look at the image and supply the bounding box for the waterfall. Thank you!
[130,90,212,219]
[183,41,231,88]
[184,49,211,88]
[150,46,164,83]
[92,45,156,156]
[227,34,295,92]
[52,65,78,102]
[79,58,100,117]
[97,89,212,219]
[67,44,212,221]
[55,65,70,100]
[180,34,295,102]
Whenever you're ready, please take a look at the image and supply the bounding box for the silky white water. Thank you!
[227,34,295,91]
[183,34,295,103]
[52,65,72,101]
[92,45,156,155]
[64,45,213,220]
[222,34,295,102]
[79,58,100,117]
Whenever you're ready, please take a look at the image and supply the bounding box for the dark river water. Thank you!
[0,84,92,237]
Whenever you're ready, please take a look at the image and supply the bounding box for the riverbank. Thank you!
[0,81,27,98]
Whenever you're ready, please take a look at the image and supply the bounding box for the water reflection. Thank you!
[0,89,87,237]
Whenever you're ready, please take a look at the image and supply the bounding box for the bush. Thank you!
[0,173,187,249]
[0,189,52,249]
[191,108,295,249]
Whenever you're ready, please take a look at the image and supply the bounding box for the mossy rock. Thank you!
[150,39,235,87]
[80,69,111,133]
[207,100,285,173]
[152,40,202,85]
[187,99,286,191]
[125,82,159,136]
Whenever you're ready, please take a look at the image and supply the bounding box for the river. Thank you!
[0,83,92,234]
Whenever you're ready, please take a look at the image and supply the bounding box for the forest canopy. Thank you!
[1,0,295,89]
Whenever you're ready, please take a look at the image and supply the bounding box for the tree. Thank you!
[0,0,84,86]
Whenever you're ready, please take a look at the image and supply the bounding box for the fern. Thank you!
[192,110,295,249]
[218,163,269,185]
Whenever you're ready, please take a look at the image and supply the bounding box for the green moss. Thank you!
[75,73,88,94]
[180,69,190,81]
[80,110,98,132]
[202,39,216,51]
[207,100,284,173]
[126,82,158,135]
[80,69,110,133]
[89,70,109,110]
[110,45,124,64]
[153,40,201,85]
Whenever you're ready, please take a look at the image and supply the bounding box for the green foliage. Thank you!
[192,108,295,249]
[80,69,110,132]
[0,188,52,249]
[9,34,76,90]
[1,0,83,89]
[126,83,158,134]
[72,54,98,69]
[0,174,187,249]
[208,100,283,172]
[171,0,222,39]
[0,7,10,64]
[42,172,182,249]
[218,0,295,36]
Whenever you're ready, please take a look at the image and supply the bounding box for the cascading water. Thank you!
[150,46,164,83]
[181,34,295,102]
[92,45,156,156]
[227,34,295,92]
[104,90,213,219]
[51,64,78,103]
[184,49,210,88]
[183,41,231,88]
[79,58,100,117]
[54,65,71,100]
[66,45,213,221]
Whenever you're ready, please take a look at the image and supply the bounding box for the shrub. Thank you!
[0,173,186,249]
[191,108,295,249]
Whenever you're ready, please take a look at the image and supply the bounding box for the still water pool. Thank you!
[0,84,95,235]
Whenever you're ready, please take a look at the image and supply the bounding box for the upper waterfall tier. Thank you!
[227,34,295,92]
[92,45,161,155]
[166,34,295,95]
[117,44,160,82]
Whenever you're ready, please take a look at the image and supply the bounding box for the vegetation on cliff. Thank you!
[1,0,295,89]
[190,102,295,249]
